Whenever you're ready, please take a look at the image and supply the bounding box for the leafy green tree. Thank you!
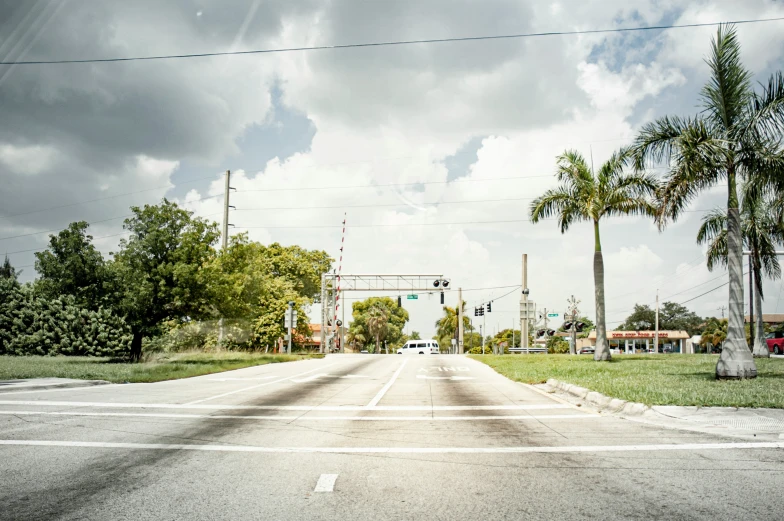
[410,331,421,340]
[111,199,221,360]
[701,318,728,353]
[350,297,409,354]
[1,255,19,280]
[619,303,703,336]
[547,335,570,354]
[366,305,389,354]
[34,221,111,310]
[632,25,784,378]
[697,190,784,357]
[434,302,472,349]
[530,148,658,361]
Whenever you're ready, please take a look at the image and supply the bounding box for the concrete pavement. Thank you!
[1,354,783,520]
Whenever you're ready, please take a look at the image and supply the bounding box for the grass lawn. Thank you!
[0,352,323,384]
[471,354,784,408]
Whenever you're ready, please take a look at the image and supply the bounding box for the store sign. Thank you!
[609,331,669,339]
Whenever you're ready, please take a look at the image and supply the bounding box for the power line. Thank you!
[0,176,223,221]
[5,17,784,65]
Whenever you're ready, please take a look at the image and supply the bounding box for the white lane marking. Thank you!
[366,359,408,408]
[2,440,783,454]
[291,374,331,383]
[0,401,573,411]
[416,375,475,381]
[185,363,339,405]
[0,411,598,421]
[314,474,338,492]
[207,376,278,382]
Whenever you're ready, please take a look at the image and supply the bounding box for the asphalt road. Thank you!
[1,354,782,520]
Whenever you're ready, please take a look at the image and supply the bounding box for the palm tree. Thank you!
[701,318,728,353]
[632,25,784,378]
[697,189,784,357]
[530,148,658,361]
[434,301,472,349]
[366,304,389,355]
[346,328,366,353]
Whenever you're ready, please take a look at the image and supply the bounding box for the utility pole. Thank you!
[512,318,515,349]
[718,305,727,319]
[457,287,464,354]
[749,257,754,345]
[287,301,295,355]
[218,170,233,346]
[480,324,484,354]
[341,292,345,354]
[521,254,528,352]
[654,289,659,354]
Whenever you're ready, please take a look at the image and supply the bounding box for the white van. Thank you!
[397,340,440,355]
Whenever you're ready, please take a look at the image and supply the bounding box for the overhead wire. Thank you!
[4,17,783,65]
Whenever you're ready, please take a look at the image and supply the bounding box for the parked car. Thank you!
[578,347,595,355]
[766,331,784,355]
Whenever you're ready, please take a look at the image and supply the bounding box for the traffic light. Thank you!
[440,291,444,305]
[562,321,573,331]
[576,322,586,332]
[479,305,485,316]
[474,307,479,317]
[487,301,492,313]
[397,296,401,308]
[547,329,556,337]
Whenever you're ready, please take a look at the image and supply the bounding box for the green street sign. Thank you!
[407,295,418,300]
[547,313,559,318]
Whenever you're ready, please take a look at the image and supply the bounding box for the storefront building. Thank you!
[586,330,690,354]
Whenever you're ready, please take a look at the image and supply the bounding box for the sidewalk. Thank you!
[539,378,784,440]
[0,378,110,394]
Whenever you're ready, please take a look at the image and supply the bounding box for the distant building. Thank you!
[745,314,784,325]
[585,330,690,353]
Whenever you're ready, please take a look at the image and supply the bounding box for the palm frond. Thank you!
[530,186,584,231]
[704,229,729,271]
[631,115,699,169]
[744,71,784,144]
[555,150,593,187]
[697,208,727,245]
[700,24,753,130]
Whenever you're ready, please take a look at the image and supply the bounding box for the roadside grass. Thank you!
[0,352,323,384]
[471,354,784,408]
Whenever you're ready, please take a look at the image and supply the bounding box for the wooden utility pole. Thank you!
[218,170,232,346]
[654,289,659,354]
[521,254,529,352]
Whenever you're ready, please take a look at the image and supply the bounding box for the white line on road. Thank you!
[314,474,338,492]
[2,439,783,454]
[185,363,339,405]
[366,359,408,408]
[0,411,597,421]
[0,401,573,411]
[207,376,278,382]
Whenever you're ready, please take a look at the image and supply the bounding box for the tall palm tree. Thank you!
[366,304,389,355]
[434,301,472,348]
[697,189,784,357]
[530,148,658,361]
[632,25,784,378]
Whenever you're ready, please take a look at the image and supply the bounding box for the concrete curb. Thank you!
[543,378,650,416]
[0,379,112,394]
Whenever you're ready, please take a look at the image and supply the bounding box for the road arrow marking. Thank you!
[416,375,475,381]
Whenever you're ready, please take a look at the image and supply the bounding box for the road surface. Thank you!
[1,354,782,520]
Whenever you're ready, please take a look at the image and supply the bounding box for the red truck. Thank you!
[766,331,784,355]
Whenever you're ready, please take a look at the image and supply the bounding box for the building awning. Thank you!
[745,314,784,324]
[587,330,690,340]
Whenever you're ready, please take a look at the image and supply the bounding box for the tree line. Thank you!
[530,25,784,378]
[1,199,332,360]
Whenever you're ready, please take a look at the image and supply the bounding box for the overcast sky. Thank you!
[2,0,784,337]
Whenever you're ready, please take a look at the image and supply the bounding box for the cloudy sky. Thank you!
[2,0,784,337]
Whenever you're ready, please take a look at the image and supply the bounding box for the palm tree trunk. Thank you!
[717,168,757,378]
[593,220,611,361]
[376,334,380,355]
[752,255,769,358]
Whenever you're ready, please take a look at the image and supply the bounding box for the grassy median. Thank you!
[0,352,323,384]
[471,354,784,408]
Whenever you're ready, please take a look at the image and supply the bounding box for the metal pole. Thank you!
[749,257,754,345]
[287,301,294,355]
[570,296,577,355]
[654,289,659,354]
[218,170,231,346]
[320,274,327,354]
[480,324,484,354]
[458,287,464,354]
[341,292,346,353]
[522,254,529,353]
[512,318,515,350]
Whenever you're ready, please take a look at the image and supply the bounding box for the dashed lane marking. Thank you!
[314,474,338,492]
[2,440,783,454]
